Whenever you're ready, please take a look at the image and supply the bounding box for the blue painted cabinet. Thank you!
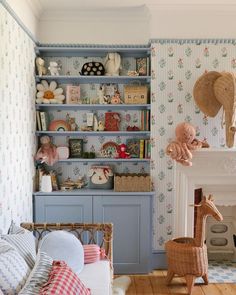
[34,192,153,274]
[34,195,92,223]
[93,195,153,274]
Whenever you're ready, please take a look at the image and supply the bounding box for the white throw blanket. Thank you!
[112,276,131,295]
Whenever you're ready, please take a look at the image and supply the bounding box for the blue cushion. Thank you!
[38,231,84,274]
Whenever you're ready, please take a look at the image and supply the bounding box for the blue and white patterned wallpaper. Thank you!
[0,5,36,233]
[151,41,236,250]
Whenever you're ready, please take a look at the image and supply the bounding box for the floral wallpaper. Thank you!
[0,4,36,233]
[151,41,236,250]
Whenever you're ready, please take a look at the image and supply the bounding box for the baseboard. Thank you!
[152,250,167,269]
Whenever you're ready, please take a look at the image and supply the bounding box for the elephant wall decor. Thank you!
[194,71,236,148]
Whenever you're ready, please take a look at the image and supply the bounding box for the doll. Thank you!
[117,144,130,159]
[35,136,59,166]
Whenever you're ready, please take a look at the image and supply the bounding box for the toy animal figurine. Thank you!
[104,52,122,76]
[117,144,130,159]
[98,121,105,131]
[98,85,109,104]
[111,90,122,104]
[35,136,59,166]
[166,122,203,166]
[48,61,61,76]
[165,195,223,295]
[35,57,47,76]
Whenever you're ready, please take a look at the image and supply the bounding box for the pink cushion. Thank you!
[39,261,90,295]
[83,244,106,264]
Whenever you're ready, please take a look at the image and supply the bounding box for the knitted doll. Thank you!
[166,122,203,166]
[35,136,59,166]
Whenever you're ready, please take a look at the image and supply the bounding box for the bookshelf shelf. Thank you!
[36,103,151,111]
[56,158,150,163]
[36,131,151,136]
[35,75,151,84]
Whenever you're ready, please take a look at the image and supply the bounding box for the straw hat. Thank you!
[193,71,222,117]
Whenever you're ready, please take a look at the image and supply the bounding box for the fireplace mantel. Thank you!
[174,148,236,238]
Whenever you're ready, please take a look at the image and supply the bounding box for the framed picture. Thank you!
[66,85,81,104]
[69,139,83,158]
[136,57,148,76]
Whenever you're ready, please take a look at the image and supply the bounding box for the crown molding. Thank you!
[147,3,236,12]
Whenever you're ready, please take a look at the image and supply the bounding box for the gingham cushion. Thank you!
[19,251,53,295]
[83,244,106,264]
[1,224,36,269]
[39,261,91,295]
[0,239,30,294]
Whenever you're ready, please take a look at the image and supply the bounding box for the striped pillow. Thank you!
[83,244,106,264]
[19,251,53,295]
[1,225,36,269]
[39,261,91,295]
[0,239,30,294]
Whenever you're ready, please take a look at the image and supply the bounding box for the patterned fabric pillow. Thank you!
[83,244,106,264]
[0,239,30,294]
[39,261,91,295]
[19,251,53,295]
[1,224,36,269]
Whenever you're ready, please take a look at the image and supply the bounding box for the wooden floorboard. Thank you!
[124,270,236,295]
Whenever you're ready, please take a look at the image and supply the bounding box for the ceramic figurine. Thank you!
[36,57,47,76]
[48,61,61,76]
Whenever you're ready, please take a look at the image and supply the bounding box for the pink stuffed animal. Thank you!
[166,122,203,166]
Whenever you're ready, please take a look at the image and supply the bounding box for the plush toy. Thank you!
[98,85,109,104]
[35,57,47,76]
[117,144,130,159]
[48,61,60,76]
[111,90,122,104]
[166,122,203,166]
[35,136,59,166]
[104,52,122,76]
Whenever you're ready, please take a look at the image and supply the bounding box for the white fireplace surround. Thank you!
[174,148,236,238]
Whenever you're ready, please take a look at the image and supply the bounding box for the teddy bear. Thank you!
[166,122,203,166]
[35,136,59,166]
[48,61,61,76]
[35,57,47,76]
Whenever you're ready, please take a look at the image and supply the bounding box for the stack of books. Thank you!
[36,111,49,131]
[126,138,151,159]
[140,110,150,131]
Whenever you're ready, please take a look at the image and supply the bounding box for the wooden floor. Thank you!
[125,270,236,295]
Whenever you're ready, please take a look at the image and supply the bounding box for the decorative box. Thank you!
[57,146,69,160]
[114,173,151,192]
[124,85,148,104]
[87,166,114,189]
[66,85,81,104]
[69,139,83,158]
[104,112,121,131]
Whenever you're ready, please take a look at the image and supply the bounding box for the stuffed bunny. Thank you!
[104,52,122,76]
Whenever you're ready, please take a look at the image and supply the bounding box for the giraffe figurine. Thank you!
[165,195,223,295]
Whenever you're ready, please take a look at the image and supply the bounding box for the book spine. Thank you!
[36,111,42,131]
[146,110,150,131]
[40,112,47,131]
[139,139,144,159]
[144,139,148,158]
[140,110,144,131]
[147,139,151,159]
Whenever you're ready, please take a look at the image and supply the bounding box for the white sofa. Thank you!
[20,222,113,295]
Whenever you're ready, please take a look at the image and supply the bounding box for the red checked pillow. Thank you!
[39,261,90,295]
[83,244,106,264]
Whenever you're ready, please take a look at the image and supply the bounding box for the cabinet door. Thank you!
[93,195,152,274]
[34,195,92,223]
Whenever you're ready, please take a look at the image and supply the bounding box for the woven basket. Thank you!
[114,173,151,192]
[165,237,208,277]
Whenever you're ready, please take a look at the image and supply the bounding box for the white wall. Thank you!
[149,5,236,39]
[38,6,150,44]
